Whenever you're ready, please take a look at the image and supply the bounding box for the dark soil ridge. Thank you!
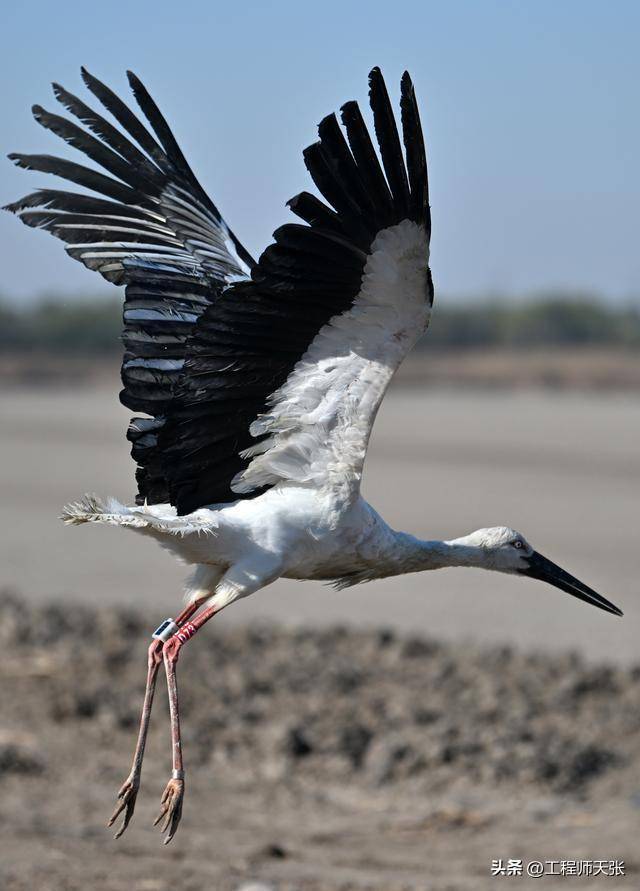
[2,590,638,797]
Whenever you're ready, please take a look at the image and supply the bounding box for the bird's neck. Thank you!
[388,531,487,574]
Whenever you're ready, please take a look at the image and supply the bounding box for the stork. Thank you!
[5,67,622,844]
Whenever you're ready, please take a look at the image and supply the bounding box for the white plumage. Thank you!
[62,219,436,603]
[7,65,621,845]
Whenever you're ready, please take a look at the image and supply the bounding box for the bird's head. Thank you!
[456,526,623,617]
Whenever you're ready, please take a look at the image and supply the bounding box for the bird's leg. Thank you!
[108,597,205,839]
[153,602,219,844]
[154,556,284,844]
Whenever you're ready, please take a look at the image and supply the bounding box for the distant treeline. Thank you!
[1,293,639,353]
[0,297,121,353]
[425,297,640,350]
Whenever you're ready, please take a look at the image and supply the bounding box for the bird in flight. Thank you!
[6,67,622,844]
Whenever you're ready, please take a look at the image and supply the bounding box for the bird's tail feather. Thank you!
[60,493,218,536]
[60,494,147,527]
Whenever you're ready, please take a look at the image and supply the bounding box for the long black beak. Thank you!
[521,552,623,617]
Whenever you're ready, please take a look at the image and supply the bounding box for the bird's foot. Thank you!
[153,778,184,844]
[108,773,140,839]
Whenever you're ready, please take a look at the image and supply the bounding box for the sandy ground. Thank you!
[0,384,637,662]
[0,383,638,889]
[3,348,640,391]
[0,594,638,891]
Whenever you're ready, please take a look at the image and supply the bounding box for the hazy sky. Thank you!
[1,0,638,302]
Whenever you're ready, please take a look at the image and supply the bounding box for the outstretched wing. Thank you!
[5,69,254,502]
[159,68,433,514]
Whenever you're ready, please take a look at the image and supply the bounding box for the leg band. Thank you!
[172,769,184,780]
[175,621,197,644]
[152,619,179,642]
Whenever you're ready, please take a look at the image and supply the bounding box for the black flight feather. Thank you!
[80,67,169,171]
[339,100,395,228]
[286,191,346,237]
[126,72,197,185]
[7,153,151,207]
[6,67,430,514]
[31,105,157,193]
[4,188,160,222]
[317,113,377,220]
[368,67,411,221]
[400,71,430,232]
[52,83,165,185]
[302,143,374,248]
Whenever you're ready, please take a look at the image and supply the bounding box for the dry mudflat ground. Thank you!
[1,381,638,662]
[1,593,639,891]
[0,371,638,887]
[2,348,640,391]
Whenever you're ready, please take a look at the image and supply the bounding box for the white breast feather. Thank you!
[231,220,431,497]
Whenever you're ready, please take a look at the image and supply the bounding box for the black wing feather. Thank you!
[6,67,430,514]
[400,71,430,233]
[6,69,254,505]
[5,188,161,222]
[368,67,411,221]
[158,68,431,514]
[32,104,158,192]
[7,153,151,207]
[302,142,373,248]
[80,67,170,170]
[317,113,377,220]
[287,191,347,236]
[339,99,395,228]
[126,72,197,185]
[52,83,166,185]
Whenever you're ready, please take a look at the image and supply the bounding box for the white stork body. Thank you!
[6,66,621,844]
[62,490,542,605]
[63,217,434,605]
[65,489,394,596]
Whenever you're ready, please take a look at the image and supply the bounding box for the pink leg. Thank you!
[108,599,205,839]
[154,604,218,844]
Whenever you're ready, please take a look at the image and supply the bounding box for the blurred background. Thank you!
[1,2,639,889]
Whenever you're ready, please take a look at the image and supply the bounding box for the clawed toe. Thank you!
[108,776,140,839]
[153,778,184,844]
